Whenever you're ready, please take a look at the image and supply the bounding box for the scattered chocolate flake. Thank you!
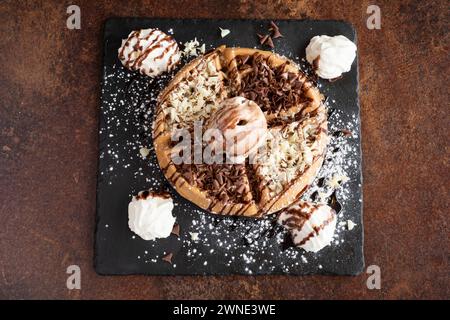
[317,177,325,188]
[266,36,274,48]
[341,129,353,137]
[272,29,283,39]
[327,107,336,118]
[333,129,353,138]
[162,253,173,264]
[257,32,275,48]
[257,33,269,45]
[269,21,283,39]
[328,191,342,214]
[171,223,180,237]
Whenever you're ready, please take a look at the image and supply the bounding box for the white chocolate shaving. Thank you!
[219,27,231,38]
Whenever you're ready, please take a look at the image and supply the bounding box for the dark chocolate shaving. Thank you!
[232,53,312,116]
[177,162,252,205]
[333,129,353,138]
[341,129,353,137]
[171,224,180,237]
[266,36,274,48]
[317,177,325,188]
[327,191,342,214]
[258,33,269,45]
[269,21,283,39]
[162,253,173,264]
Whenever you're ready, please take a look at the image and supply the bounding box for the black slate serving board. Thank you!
[95,18,364,275]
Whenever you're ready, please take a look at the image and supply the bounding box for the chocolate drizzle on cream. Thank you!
[135,190,171,200]
[118,28,180,77]
[277,201,337,252]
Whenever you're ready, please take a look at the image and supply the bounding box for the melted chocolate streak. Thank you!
[297,214,335,246]
[118,30,139,60]
[153,110,165,141]
[132,34,166,68]
[282,207,312,230]
[280,203,336,247]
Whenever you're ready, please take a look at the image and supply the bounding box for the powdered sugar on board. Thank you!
[96,19,363,275]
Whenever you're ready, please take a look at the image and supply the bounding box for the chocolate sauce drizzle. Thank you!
[119,29,180,73]
[155,50,326,217]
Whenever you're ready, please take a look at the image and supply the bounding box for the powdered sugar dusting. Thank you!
[98,26,362,275]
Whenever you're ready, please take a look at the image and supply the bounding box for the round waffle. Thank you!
[153,46,327,217]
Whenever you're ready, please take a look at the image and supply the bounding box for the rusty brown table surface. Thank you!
[0,0,448,300]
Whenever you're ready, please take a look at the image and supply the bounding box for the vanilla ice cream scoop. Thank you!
[306,35,357,80]
[278,201,336,253]
[118,28,181,77]
[128,190,175,240]
[206,97,267,164]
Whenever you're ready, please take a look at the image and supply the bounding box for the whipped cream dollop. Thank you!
[306,35,357,80]
[118,28,181,77]
[206,97,267,164]
[278,201,336,253]
[128,190,175,241]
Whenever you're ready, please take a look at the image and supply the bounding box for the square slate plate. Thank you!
[95,18,364,275]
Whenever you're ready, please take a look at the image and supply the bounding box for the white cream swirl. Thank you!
[118,28,181,77]
[128,191,175,240]
[306,35,357,80]
[278,201,336,253]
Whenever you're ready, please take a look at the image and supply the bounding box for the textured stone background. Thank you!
[0,0,448,299]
